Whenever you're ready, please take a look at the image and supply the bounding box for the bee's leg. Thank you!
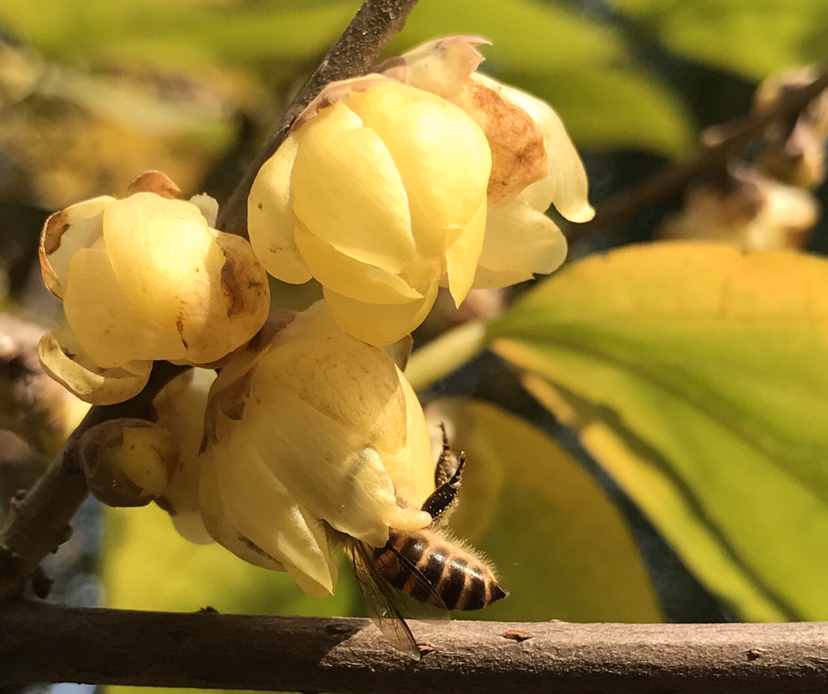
[421,451,466,523]
[434,422,460,488]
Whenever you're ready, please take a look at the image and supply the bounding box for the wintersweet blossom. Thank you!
[38,171,270,404]
[150,302,435,596]
[660,167,818,251]
[249,36,593,346]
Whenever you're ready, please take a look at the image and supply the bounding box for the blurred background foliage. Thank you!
[1,1,828,693]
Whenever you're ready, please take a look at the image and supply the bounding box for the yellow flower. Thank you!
[660,167,818,251]
[153,302,435,597]
[249,36,592,346]
[38,171,270,404]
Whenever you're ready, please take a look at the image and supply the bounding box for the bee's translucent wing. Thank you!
[351,541,421,659]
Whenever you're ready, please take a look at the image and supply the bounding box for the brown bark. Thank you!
[216,0,421,236]
[2,602,828,693]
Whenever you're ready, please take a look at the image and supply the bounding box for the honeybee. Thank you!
[350,425,507,658]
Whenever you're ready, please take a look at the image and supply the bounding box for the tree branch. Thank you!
[0,0,420,600]
[216,0,420,236]
[2,602,828,693]
[573,67,828,237]
[0,362,184,599]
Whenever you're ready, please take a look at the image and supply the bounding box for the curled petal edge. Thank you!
[38,330,151,405]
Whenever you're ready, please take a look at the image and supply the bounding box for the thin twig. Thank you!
[0,362,184,599]
[573,67,828,237]
[2,602,828,693]
[0,0,420,601]
[216,0,421,235]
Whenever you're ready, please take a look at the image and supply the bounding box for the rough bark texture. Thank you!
[216,0,420,236]
[574,68,828,236]
[2,602,828,693]
[0,362,184,599]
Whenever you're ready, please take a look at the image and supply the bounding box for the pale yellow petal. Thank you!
[474,73,594,222]
[294,222,422,304]
[102,193,214,335]
[472,265,534,289]
[64,248,167,366]
[347,81,491,257]
[381,35,488,98]
[188,193,219,227]
[380,369,437,510]
[38,329,151,405]
[154,367,216,543]
[291,101,416,272]
[104,193,270,364]
[39,195,114,298]
[445,199,487,306]
[212,440,337,595]
[198,452,285,571]
[324,278,440,347]
[247,135,312,284]
[479,197,567,275]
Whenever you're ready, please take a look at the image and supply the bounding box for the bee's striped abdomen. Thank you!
[375,529,507,611]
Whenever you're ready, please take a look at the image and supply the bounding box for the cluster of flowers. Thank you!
[661,66,828,250]
[40,37,592,594]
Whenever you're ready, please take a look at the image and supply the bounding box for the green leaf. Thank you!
[429,397,662,622]
[490,241,828,620]
[103,504,357,616]
[614,0,828,79]
[0,0,358,69]
[392,0,693,156]
[0,0,692,156]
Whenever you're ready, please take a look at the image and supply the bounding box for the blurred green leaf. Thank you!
[0,0,693,156]
[0,1,358,69]
[614,0,828,79]
[490,241,828,620]
[429,397,662,622]
[393,0,693,156]
[104,504,357,615]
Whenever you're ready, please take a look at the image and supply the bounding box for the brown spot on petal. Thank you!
[126,170,183,199]
[216,235,268,320]
[42,211,69,254]
[175,315,189,350]
[220,251,244,318]
[459,83,548,204]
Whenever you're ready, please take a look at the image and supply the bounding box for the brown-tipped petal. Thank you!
[380,35,490,98]
[39,196,114,299]
[292,74,391,131]
[452,79,548,204]
[125,170,183,199]
[38,329,151,405]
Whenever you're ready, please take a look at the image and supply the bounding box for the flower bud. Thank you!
[660,167,818,251]
[754,66,828,188]
[38,171,270,403]
[249,36,592,346]
[196,301,434,596]
[79,418,176,507]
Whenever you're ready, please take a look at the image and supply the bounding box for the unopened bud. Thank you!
[79,418,176,507]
